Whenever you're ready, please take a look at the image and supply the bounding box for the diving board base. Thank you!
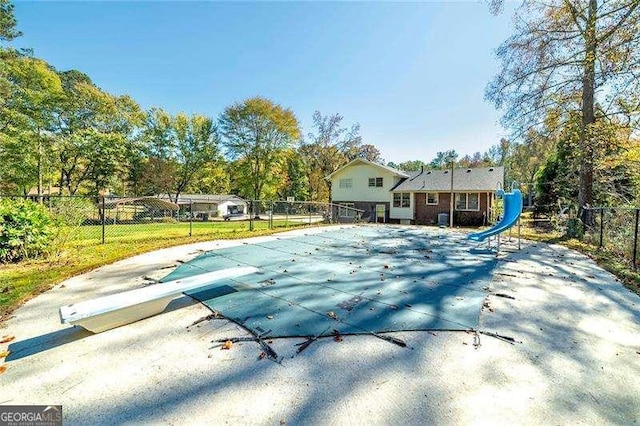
[66,296,178,333]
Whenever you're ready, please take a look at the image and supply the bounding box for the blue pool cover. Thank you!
[162,225,498,339]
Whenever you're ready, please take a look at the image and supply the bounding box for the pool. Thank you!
[162,225,498,341]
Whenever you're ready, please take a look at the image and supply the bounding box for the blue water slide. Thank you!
[467,188,523,242]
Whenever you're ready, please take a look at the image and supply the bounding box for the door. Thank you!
[375,204,386,223]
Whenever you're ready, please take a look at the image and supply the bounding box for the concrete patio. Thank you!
[1,225,639,424]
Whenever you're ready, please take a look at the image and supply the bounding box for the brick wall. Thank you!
[414,192,492,226]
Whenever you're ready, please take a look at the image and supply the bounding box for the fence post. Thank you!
[269,201,273,229]
[308,203,312,225]
[189,200,193,237]
[599,208,604,248]
[249,201,254,231]
[101,195,106,244]
[633,209,639,270]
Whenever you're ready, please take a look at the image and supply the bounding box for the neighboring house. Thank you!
[328,158,504,226]
[159,194,247,219]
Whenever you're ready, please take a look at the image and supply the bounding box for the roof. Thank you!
[102,197,179,211]
[326,158,409,180]
[391,166,504,192]
[158,194,247,204]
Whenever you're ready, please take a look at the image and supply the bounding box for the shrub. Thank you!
[454,211,485,226]
[0,199,55,262]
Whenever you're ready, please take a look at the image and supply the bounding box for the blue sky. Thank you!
[12,1,515,164]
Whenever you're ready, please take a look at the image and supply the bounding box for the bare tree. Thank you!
[486,0,640,208]
[299,111,362,202]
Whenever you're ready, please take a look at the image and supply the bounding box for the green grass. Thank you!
[0,220,310,320]
[69,220,292,245]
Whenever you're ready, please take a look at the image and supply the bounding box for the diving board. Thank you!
[59,266,258,333]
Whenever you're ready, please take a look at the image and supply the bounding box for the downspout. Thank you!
[449,161,454,227]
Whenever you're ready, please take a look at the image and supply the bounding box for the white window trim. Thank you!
[339,178,353,189]
[455,193,480,211]
[368,177,383,187]
[338,203,355,217]
[426,192,439,205]
[393,193,411,208]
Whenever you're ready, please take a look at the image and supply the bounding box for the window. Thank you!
[426,192,438,205]
[338,203,355,217]
[393,193,410,208]
[455,193,480,211]
[339,178,352,189]
[368,177,383,187]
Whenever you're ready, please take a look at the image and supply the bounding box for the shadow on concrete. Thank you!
[6,295,199,361]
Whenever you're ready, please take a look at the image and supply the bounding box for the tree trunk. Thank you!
[579,0,597,211]
[37,136,43,204]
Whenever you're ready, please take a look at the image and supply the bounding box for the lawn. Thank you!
[70,219,296,245]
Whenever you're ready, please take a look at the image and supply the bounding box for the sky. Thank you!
[11,1,517,164]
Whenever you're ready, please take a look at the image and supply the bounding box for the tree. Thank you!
[429,150,458,169]
[139,108,220,200]
[0,0,21,43]
[54,71,144,194]
[219,97,300,201]
[0,54,63,196]
[533,109,638,211]
[276,150,310,201]
[299,111,362,202]
[356,144,383,163]
[487,0,640,209]
[486,138,511,167]
[170,113,220,200]
[186,162,229,195]
[510,130,556,205]
[393,160,426,171]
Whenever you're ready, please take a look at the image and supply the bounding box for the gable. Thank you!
[330,161,405,202]
[327,158,408,180]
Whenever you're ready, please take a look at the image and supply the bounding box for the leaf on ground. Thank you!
[0,350,10,358]
[0,365,6,374]
[0,336,15,344]
[221,340,233,350]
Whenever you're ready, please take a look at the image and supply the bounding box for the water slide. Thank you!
[467,188,523,242]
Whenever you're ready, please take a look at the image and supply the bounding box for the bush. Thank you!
[0,199,55,262]
[49,196,97,226]
[454,211,485,226]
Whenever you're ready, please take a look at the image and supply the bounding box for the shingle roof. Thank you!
[391,166,504,192]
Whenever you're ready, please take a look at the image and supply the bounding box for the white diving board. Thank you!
[59,266,258,333]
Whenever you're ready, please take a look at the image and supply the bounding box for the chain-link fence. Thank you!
[582,207,639,270]
[0,195,365,247]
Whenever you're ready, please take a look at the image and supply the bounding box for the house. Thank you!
[327,159,409,223]
[159,194,247,219]
[327,158,504,226]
